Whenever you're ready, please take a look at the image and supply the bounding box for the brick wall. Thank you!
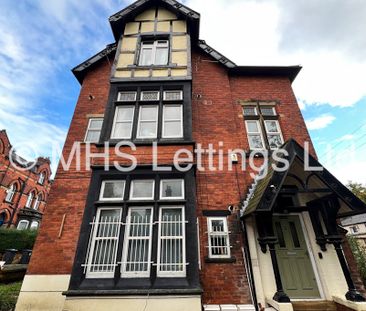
[0,131,51,227]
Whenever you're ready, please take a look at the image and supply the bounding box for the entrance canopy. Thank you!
[242,139,366,218]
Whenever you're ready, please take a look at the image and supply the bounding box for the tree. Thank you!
[347,182,366,204]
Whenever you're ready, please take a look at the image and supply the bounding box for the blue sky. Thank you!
[0,0,365,184]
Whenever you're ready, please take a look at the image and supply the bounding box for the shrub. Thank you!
[0,229,37,253]
[0,282,22,311]
[348,235,366,282]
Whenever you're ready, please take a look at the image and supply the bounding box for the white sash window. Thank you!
[207,217,231,259]
[157,207,186,277]
[85,208,123,278]
[121,207,153,278]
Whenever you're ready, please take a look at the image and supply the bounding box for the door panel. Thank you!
[273,215,321,299]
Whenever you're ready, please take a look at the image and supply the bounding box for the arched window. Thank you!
[38,172,46,185]
[33,193,42,210]
[17,220,29,230]
[30,221,39,230]
[5,183,17,203]
[25,191,35,208]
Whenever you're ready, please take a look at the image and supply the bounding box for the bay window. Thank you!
[83,176,188,280]
[109,89,185,141]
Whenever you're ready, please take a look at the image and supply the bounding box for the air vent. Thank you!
[117,92,137,102]
[140,91,160,101]
[163,90,183,101]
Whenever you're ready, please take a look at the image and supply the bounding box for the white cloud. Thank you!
[185,0,366,108]
[305,115,336,130]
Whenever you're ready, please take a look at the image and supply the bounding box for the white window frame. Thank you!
[33,194,42,210]
[157,206,186,278]
[5,184,16,202]
[25,192,34,208]
[163,90,183,101]
[85,207,123,279]
[162,105,183,138]
[136,105,159,139]
[207,217,231,259]
[121,207,154,278]
[139,40,169,66]
[111,106,135,139]
[245,120,265,150]
[140,91,160,101]
[30,221,39,230]
[38,172,45,185]
[17,220,29,230]
[129,180,155,200]
[117,91,137,102]
[260,106,277,116]
[264,120,284,150]
[160,179,185,200]
[99,180,126,201]
[243,106,258,116]
[84,118,103,143]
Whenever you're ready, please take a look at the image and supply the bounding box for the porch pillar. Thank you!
[256,214,290,303]
[332,239,365,302]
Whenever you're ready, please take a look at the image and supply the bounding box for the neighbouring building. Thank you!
[342,214,366,247]
[0,130,52,230]
[15,1,366,311]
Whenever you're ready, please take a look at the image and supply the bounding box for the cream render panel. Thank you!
[172,51,187,66]
[121,37,138,51]
[124,22,140,35]
[117,54,135,68]
[113,7,190,80]
[172,20,187,33]
[172,36,187,50]
[157,7,178,20]
[135,8,156,21]
[157,21,171,32]
[140,21,155,33]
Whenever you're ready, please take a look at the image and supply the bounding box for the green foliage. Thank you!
[348,235,366,281]
[0,229,37,253]
[347,182,366,204]
[0,282,22,311]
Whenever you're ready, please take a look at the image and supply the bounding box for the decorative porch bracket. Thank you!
[256,215,291,303]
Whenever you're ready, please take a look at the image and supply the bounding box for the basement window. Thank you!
[207,217,231,259]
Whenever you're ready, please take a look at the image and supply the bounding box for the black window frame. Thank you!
[67,166,201,295]
[99,82,193,145]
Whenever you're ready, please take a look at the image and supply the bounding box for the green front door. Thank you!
[273,215,321,299]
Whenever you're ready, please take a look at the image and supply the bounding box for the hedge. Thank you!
[0,229,37,253]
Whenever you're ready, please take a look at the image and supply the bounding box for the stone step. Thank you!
[292,301,337,311]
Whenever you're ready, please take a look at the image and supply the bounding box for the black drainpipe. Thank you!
[241,217,260,311]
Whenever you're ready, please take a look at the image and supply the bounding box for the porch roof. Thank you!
[241,139,366,218]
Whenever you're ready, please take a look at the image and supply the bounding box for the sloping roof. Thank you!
[72,0,302,84]
[342,213,366,226]
[109,0,200,41]
[241,139,366,218]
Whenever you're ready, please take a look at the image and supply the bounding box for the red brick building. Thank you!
[0,130,52,230]
[15,1,366,311]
